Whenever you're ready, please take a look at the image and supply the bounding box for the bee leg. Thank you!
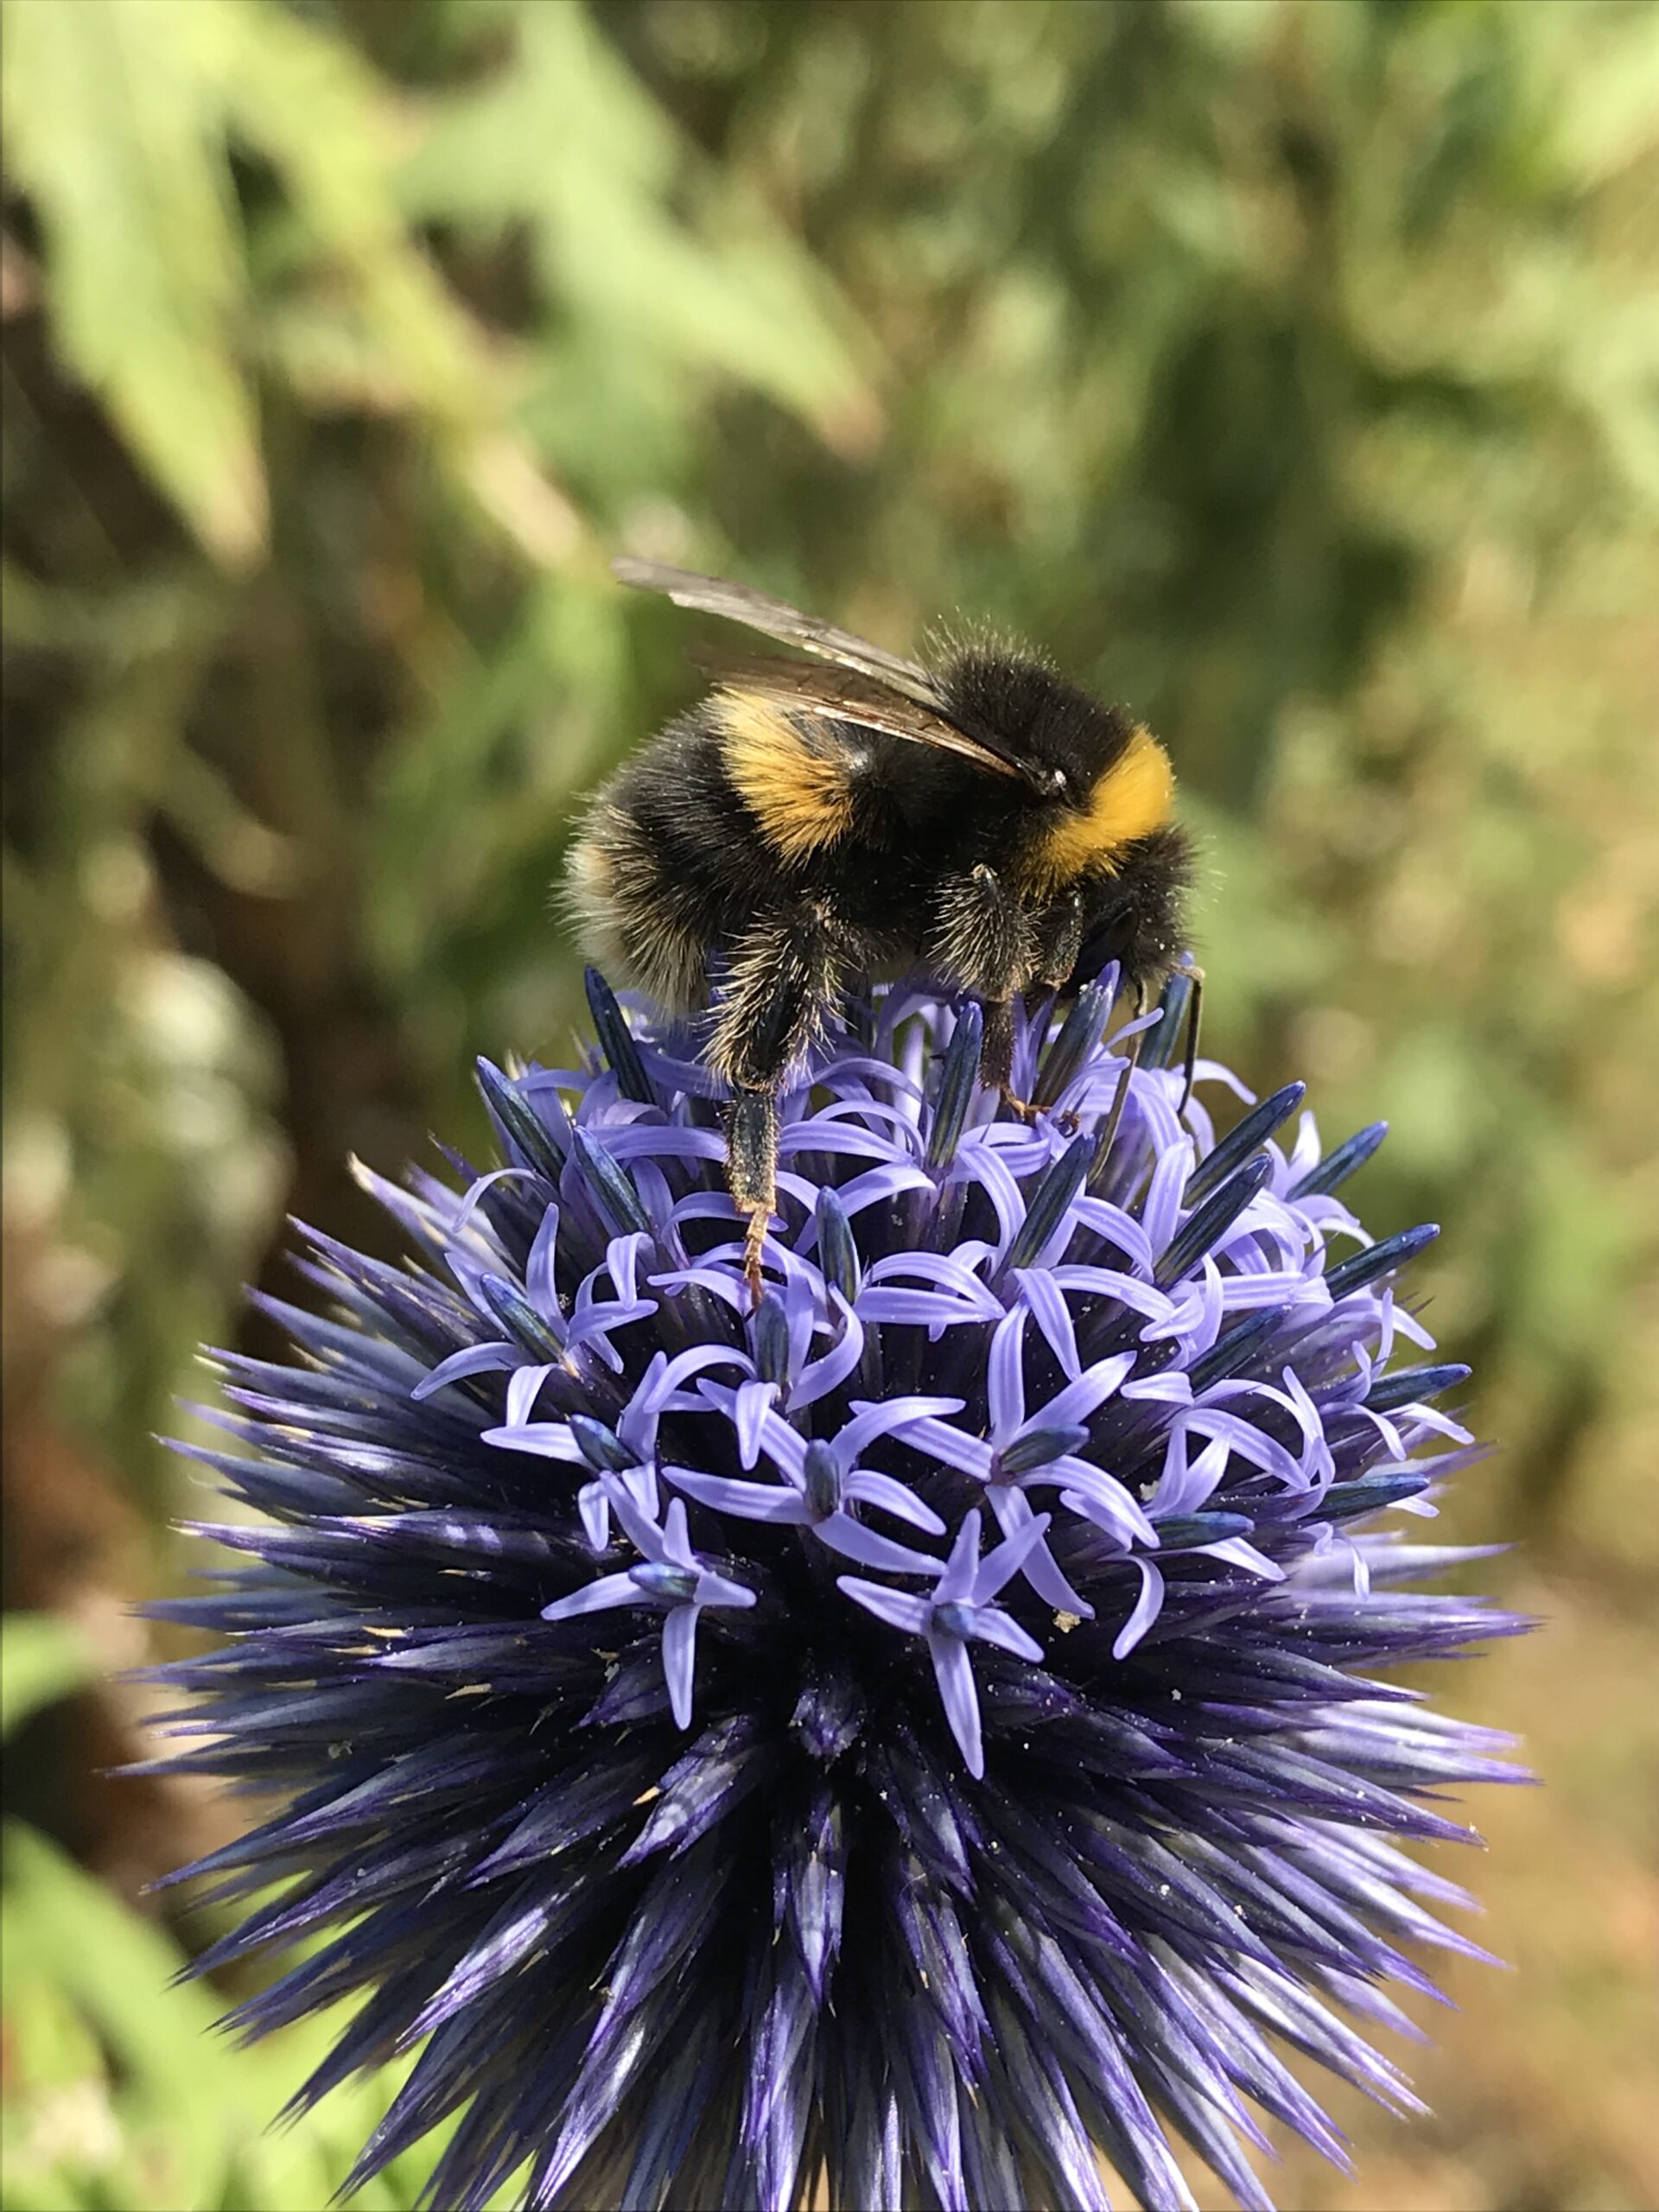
[931,864,1040,1117]
[1026,891,1093,1125]
[710,906,847,1306]
[1036,886,1087,990]
[726,1086,780,1306]
[979,996,1037,1120]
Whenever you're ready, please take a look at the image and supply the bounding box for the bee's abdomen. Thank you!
[568,715,791,1008]
[714,691,867,865]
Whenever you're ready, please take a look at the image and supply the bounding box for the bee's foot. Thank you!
[742,1206,771,1311]
[1000,1089,1040,1123]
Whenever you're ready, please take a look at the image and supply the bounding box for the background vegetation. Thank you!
[3,1,1656,2205]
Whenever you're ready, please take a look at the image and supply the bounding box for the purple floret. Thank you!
[840,1507,1049,1777]
[144,963,1527,2212]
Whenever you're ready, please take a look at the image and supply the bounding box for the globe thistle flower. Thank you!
[146,965,1526,2212]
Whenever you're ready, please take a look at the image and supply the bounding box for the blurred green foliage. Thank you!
[3,3,1656,2207]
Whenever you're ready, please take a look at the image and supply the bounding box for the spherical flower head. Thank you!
[147,965,1528,2211]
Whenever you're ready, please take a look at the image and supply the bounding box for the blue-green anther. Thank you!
[926,1002,983,1171]
[815,1188,861,1303]
[569,1415,633,1473]
[751,1294,791,1388]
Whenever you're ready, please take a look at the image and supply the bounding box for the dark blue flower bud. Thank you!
[631,1562,700,1603]
[1294,1119,1388,1197]
[1033,977,1114,1110]
[925,1001,982,1169]
[750,1294,791,1387]
[1184,1083,1305,1205]
[583,966,654,1103]
[1138,968,1194,1071]
[476,1055,566,1181]
[1326,1223,1440,1300]
[1154,1153,1274,1287]
[1005,1133,1095,1272]
[571,1127,652,1236]
[1364,1362,1470,1413]
[478,1272,564,1360]
[998,1424,1090,1477]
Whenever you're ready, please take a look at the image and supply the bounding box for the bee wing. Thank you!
[706,653,1025,781]
[614,557,1059,789]
[612,556,941,708]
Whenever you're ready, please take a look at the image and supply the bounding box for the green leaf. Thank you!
[207,0,578,561]
[2,1821,232,2205]
[399,0,879,445]
[1,1615,98,1739]
[2,0,267,566]
[212,0,492,430]
[1539,2,1659,187]
[0,1824,423,2209]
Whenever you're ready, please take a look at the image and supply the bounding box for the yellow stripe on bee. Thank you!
[718,690,856,862]
[1026,723,1174,893]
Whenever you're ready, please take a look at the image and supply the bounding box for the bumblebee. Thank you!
[569,559,1195,1299]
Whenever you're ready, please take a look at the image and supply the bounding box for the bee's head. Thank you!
[938,647,1195,995]
[941,646,1175,841]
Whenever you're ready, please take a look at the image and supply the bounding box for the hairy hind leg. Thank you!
[931,864,1041,1115]
[724,1087,781,1304]
[709,906,847,1303]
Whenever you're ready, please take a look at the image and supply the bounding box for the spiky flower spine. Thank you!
[147,967,1526,2211]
